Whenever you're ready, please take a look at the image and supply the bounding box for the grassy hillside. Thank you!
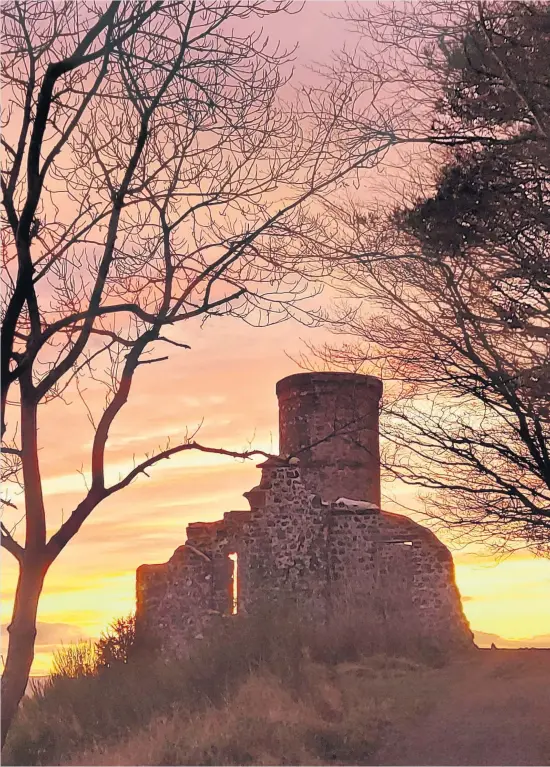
[4,611,550,766]
[62,652,550,766]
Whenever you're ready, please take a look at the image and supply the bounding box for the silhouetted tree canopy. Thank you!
[318,0,550,555]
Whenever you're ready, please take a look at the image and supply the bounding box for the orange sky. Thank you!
[1,2,549,675]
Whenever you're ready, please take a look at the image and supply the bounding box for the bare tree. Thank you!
[309,1,550,554]
[0,0,398,744]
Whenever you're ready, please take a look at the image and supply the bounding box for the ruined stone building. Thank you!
[136,373,473,653]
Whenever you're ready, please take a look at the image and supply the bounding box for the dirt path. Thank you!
[376,649,550,766]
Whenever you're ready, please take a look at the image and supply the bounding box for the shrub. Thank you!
[95,614,136,669]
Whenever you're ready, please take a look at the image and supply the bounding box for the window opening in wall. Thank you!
[228,552,238,615]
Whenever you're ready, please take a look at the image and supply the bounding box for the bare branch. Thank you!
[0,522,23,563]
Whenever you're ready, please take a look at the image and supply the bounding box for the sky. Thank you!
[1,2,549,675]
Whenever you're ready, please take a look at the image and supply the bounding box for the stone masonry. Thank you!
[136,373,473,654]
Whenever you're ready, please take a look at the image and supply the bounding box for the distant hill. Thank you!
[474,631,550,649]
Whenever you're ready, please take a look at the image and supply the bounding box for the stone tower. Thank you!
[277,372,382,504]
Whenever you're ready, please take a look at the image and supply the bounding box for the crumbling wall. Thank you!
[137,462,472,654]
[136,459,332,653]
[136,512,251,655]
[136,543,213,656]
[327,505,472,648]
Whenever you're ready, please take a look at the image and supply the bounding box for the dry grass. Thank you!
[49,641,98,680]
[67,659,410,766]
[66,650,550,767]
[6,604,548,766]
[3,603,441,766]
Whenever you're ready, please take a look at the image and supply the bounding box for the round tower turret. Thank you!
[276,372,382,505]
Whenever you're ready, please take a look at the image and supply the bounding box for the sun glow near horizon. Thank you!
[4,545,549,677]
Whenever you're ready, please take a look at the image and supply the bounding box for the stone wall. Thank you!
[328,507,470,647]
[136,543,213,656]
[240,458,328,614]
[136,512,250,652]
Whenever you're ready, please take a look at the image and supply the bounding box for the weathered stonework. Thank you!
[278,373,382,505]
[136,373,473,654]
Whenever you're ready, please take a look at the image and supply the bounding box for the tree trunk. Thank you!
[1,559,46,750]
